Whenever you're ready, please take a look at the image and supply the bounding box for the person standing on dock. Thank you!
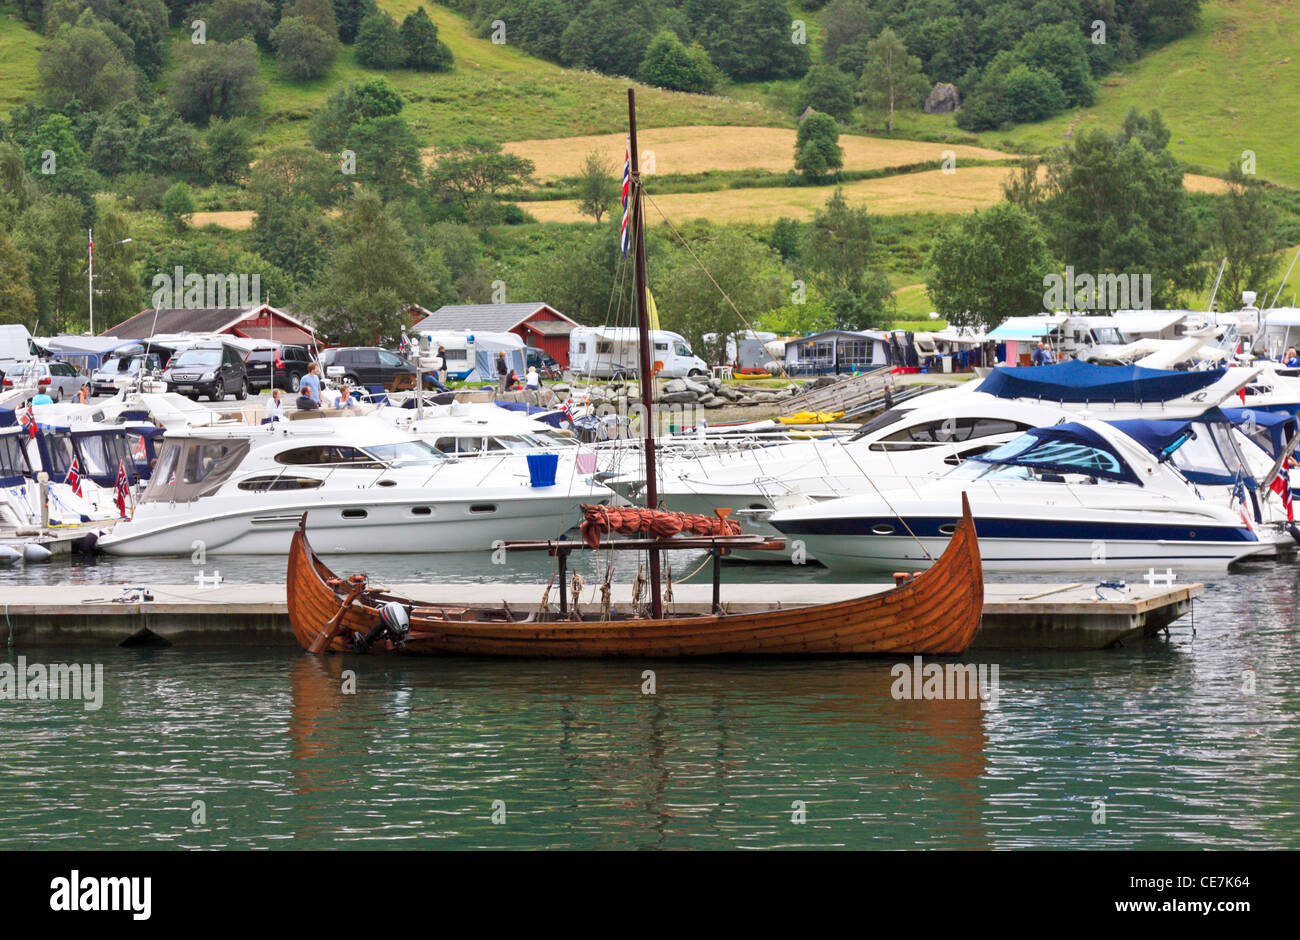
[496,351,509,392]
[298,362,321,411]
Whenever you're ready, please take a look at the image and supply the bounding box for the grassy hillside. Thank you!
[0,9,41,114]
[905,0,1300,188]
[253,2,788,148]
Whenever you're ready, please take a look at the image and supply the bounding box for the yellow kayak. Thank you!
[777,410,845,425]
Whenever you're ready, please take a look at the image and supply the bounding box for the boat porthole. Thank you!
[470,504,497,514]
[411,506,432,516]
[748,504,767,510]
[1189,531,1196,538]
[376,479,397,487]
[938,523,957,535]
[872,523,895,535]
[342,509,368,519]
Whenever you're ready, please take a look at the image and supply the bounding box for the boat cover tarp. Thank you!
[980,359,1225,402]
[1222,407,1298,461]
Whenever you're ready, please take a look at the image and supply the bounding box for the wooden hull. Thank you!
[286,497,984,658]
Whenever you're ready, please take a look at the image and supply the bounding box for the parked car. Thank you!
[319,347,417,391]
[162,342,248,401]
[90,348,157,396]
[244,344,313,392]
[3,360,84,401]
[524,346,563,380]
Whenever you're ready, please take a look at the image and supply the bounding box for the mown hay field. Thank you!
[489,126,1015,178]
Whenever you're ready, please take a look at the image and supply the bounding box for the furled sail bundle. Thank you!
[579,504,741,548]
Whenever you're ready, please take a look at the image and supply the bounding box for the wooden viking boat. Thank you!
[285,491,983,658]
[284,87,984,659]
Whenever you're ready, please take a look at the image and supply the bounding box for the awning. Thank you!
[987,318,1064,341]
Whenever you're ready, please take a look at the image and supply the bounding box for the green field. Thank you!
[0,9,42,114]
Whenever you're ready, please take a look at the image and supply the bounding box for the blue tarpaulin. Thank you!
[980,359,1226,403]
[1222,407,1298,461]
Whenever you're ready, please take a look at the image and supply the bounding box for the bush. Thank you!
[161,182,196,229]
[37,25,137,111]
[204,118,253,184]
[354,12,405,69]
[400,7,453,72]
[271,17,339,81]
[199,0,274,45]
[794,111,843,180]
[638,30,718,93]
[170,39,264,123]
[797,64,855,122]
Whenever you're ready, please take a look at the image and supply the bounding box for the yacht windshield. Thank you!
[366,440,445,467]
[970,428,1138,484]
[1169,421,1248,484]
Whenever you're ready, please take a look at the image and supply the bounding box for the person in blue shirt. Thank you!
[1285,347,1299,367]
[297,362,321,411]
[31,392,53,405]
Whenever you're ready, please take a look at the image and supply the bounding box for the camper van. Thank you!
[569,327,707,379]
[417,330,526,382]
[0,324,34,377]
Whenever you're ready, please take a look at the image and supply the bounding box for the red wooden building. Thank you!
[406,302,579,367]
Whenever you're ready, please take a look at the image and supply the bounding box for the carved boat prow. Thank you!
[285,494,983,658]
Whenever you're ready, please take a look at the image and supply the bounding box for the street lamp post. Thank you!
[87,229,132,336]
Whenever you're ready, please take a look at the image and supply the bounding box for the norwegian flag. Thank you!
[65,457,83,497]
[619,148,631,257]
[1232,478,1254,531]
[399,334,408,355]
[19,404,37,439]
[1270,466,1295,522]
[114,457,129,518]
[562,396,575,424]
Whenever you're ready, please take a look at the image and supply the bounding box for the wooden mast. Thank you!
[627,87,663,619]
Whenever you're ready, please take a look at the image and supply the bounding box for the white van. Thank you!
[0,324,34,376]
[569,327,707,379]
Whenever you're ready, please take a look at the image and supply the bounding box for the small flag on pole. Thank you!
[65,457,83,497]
[620,148,631,257]
[114,457,129,518]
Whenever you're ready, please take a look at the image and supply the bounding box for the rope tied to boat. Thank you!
[599,565,612,619]
[570,572,584,619]
[536,572,556,619]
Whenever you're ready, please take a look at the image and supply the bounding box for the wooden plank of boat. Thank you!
[284,493,984,658]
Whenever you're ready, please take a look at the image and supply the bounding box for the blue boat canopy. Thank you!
[1222,407,1298,461]
[972,423,1140,484]
[980,360,1226,403]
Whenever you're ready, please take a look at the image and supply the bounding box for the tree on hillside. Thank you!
[37,24,137,111]
[858,27,929,134]
[45,0,170,79]
[927,202,1057,333]
[348,115,424,201]
[203,118,254,184]
[576,150,617,225]
[559,0,652,77]
[0,232,38,329]
[653,228,788,357]
[84,202,140,328]
[249,147,343,283]
[638,30,718,94]
[801,188,894,328]
[355,12,405,69]
[1207,160,1282,308]
[400,8,453,71]
[283,0,338,37]
[333,0,377,43]
[821,0,877,68]
[200,0,275,45]
[730,0,810,81]
[1012,23,1096,109]
[0,143,40,227]
[20,114,84,177]
[304,191,431,345]
[793,112,843,181]
[170,39,264,123]
[271,17,339,81]
[309,78,405,152]
[797,64,856,123]
[1031,109,1204,307]
[161,182,196,230]
[11,196,85,333]
[426,138,537,227]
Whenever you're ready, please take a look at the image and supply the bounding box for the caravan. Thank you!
[569,327,706,379]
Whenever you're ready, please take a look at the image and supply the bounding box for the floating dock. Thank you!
[0,579,1199,651]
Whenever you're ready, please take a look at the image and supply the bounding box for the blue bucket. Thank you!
[526,453,559,487]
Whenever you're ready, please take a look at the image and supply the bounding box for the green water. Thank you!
[1,556,1298,849]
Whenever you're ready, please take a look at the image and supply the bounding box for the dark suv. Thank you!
[319,347,417,391]
[162,343,248,401]
[245,344,313,392]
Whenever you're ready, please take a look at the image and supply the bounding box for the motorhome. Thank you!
[569,327,707,379]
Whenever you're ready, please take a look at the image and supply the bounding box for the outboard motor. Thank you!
[354,601,412,652]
